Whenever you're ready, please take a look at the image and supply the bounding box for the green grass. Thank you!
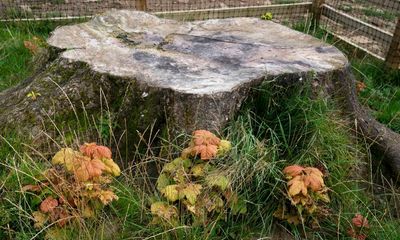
[1,19,400,239]
[292,20,400,133]
[0,21,80,91]
[352,57,400,132]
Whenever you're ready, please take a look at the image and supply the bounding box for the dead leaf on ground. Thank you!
[151,202,178,220]
[40,196,59,213]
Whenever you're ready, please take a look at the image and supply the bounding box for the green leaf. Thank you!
[156,173,171,192]
[230,197,247,215]
[182,183,202,205]
[205,174,230,191]
[315,191,330,203]
[203,193,224,212]
[172,168,187,184]
[217,140,232,156]
[32,211,48,228]
[163,158,191,173]
[191,163,206,177]
[51,148,77,171]
[161,185,180,202]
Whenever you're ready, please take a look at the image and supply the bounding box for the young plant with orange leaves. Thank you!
[150,130,246,227]
[24,143,121,230]
[347,214,370,240]
[274,164,330,227]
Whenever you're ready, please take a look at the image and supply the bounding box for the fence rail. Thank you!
[0,0,399,68]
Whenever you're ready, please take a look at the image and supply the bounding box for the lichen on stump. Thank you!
[0,10,397,175]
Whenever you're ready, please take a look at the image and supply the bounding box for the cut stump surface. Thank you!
[0,10,348,148]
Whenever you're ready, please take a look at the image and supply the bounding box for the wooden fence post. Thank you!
[312,0,325,27]
[136,0,148,11]
[386,18,400,69]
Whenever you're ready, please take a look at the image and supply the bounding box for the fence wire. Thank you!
[321,0,399,61]
[0,0,399,68]
[0,0,311,22]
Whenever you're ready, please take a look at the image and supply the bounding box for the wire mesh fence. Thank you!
[0,0,399,68]
[0,0,311,20]
[321,0,399,62]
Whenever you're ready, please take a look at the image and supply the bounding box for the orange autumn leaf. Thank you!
[304,167,324,178]
[303,168,324,191]
[80,143,112,159]
[98,190,118,205]
[192,130,221,146]
[284,166,325,193]
[183,130,222,160]
[74,156,106,182]
[356,81,367,93]
[24,40,38,54]
[57,209,70,227]
[40,196,59,213]
[49,208,69,227]
[303,175,323,191]
[288,175,307,197]
[283,165,305,178]
[191,144,218,160]
[352,214,369,228]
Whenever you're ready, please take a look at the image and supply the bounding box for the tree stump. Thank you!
[0,10,398,174]
[0,10,346,132]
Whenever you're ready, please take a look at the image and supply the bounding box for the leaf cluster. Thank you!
[23,36,44,55]
[261,12,273,20]
[25,143,120,229]
[151,130,246,227]
[347,214,370,240]
[274,165,330,227]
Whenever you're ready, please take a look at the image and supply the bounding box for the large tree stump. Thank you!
[0,10,398,174]
[0,10,346,134]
